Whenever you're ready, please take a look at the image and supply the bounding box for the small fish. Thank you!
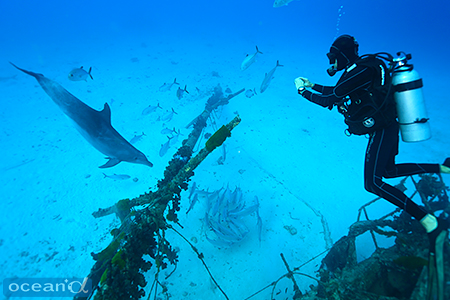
[255,196,262,242]
[142,103,162,115]
[241,46,263,71]
[245,88,257,98]
[186,193,199,214]
[159,136,173,157]
[260,60,283,93]
[160,108,177,122]
[160,127,177,135]
[68,66,93,81]
[176,85,189,100]
[189,182,197,198]
[0,74,17,82]
[169,129,182,146]
[217,143,227,165]
[103,173,131,180]
[159,78,179,92]
[273,0,296,7]
[130,132,145,144]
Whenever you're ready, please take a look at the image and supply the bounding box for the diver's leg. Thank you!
[441,158,450,174]
[384,162,440,178]
[364,123,428,220]
[425,215,448,300]
[382,123,441,177]
[364,125,448,300]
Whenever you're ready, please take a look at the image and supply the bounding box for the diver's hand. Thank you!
[300,77,314,88]
[294,77,314,90]
[294,77,306,90]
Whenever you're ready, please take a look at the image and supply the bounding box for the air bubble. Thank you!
[334,5,345,40]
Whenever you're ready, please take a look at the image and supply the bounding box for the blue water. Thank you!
[1,0,449,299]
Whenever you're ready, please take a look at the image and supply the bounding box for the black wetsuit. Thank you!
[301,62,440,221]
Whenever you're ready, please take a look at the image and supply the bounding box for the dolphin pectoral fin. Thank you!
[99,157,121,168]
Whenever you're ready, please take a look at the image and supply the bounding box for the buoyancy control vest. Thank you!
[337,54,397,136]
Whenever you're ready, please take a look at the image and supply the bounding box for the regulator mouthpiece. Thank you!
[327,66,337,77]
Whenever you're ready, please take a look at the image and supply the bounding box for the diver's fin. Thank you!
[426,219,448,300]
[434,229,446,300]
[426,253,436,300]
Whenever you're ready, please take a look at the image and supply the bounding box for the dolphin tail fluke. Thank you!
[9,62,44,78]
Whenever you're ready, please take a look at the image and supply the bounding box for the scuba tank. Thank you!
[391,52,431,142]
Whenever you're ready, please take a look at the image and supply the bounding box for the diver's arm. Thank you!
[300,66,374,108]
[300,89,337,108]
[295,78,334,95]
[312,84,334,95]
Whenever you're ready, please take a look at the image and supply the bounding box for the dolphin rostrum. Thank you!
[10,63,153,168]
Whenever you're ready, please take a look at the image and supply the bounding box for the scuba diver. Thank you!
[295,34,450,299]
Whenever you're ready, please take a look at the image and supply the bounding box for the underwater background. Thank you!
[1,0,449,299]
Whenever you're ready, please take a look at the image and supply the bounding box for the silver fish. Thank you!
[169,129,182,147]
[255,196,262,242]
[130,132,145,144]
[240,46,263,71]
[273,0,296,7]
[260,60,283,93]
[189,182,197,200]
[0,74,17,82]
[159,136,173,157]
[186,193,199,214]
[160,127,176,135]
[160,108,177,122]
[68,66,93,81]
[201,185,262,247]
[159,78,179,92]
[176,85,189,100]
[217,143,226,165]
[103,173,131,180]
[141,103,162,115]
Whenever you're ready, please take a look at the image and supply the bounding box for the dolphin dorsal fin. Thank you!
[101,103,112,123]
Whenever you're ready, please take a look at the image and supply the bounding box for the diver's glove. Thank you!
[440,157,450,174]
[294,77,306,90]
[295,77,308,96]
[295,77,314,89]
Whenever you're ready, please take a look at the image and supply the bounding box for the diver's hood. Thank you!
[326,35,359,72]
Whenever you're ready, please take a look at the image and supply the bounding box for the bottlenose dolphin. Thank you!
[10,63,153,168]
